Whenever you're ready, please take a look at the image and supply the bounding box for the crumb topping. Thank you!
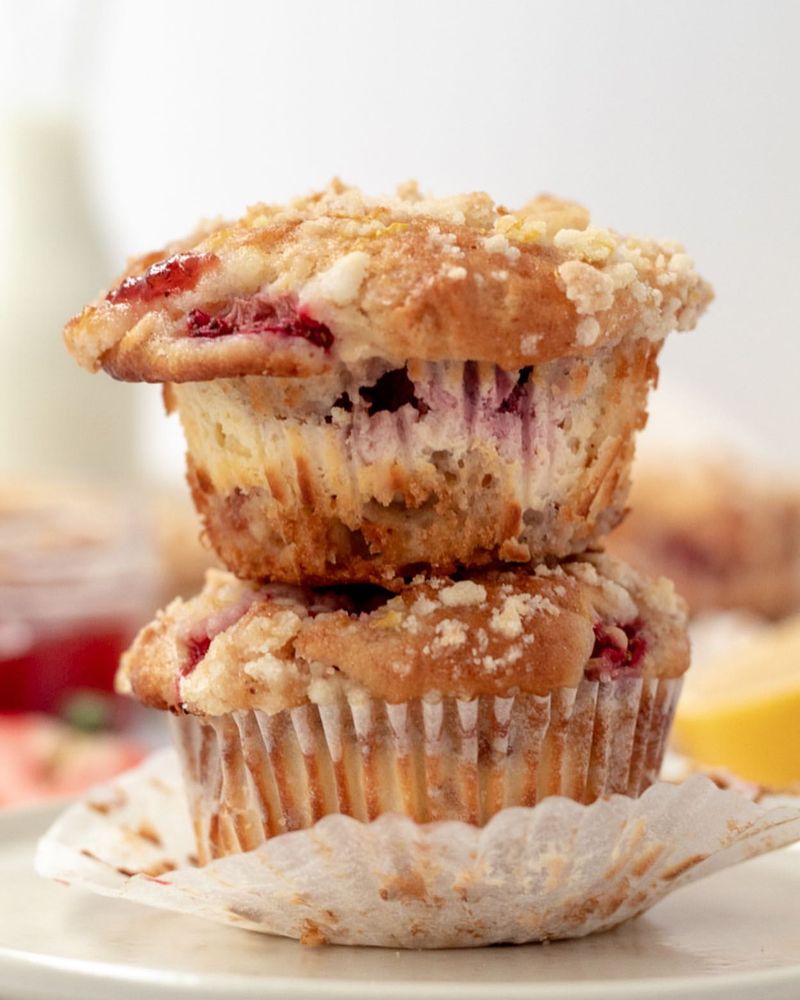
[300,250,370,307]
[575,317,601,347]
[489,592,560,640]
[553,226,617,262]
[65,179,712,382]
[410,595,439,617]
[431,618,469,650]
[438,580,487,607]
[558,261,615,315]
[519,332,542,355]
[117,556,689,716]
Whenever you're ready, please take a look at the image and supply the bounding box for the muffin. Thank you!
[116,554,689,863]
[607,460,800,619]
[65,182,712,585]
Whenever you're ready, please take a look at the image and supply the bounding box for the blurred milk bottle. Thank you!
[0,1,135,480]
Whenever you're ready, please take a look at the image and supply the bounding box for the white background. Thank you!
[3,0,799,476]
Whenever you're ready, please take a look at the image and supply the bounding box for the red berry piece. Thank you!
[107,253,217,305]
[586,619,648,681]
[181,634,212,677]
[185,296,334,349]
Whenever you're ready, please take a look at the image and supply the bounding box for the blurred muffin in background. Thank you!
[606,460,800,620]
[0,713,145,807]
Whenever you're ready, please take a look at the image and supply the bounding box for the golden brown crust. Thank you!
[117,556,689,716]
[606,460,800,619]
[65,181,712,382]
[294,576,597,702]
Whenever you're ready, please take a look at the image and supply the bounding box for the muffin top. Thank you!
[66,180,712,382]
[117,555,689,717]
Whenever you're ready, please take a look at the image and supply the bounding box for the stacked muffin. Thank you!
[65,181,711,864]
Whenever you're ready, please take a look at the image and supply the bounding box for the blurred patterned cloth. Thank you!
[0,713,145,808]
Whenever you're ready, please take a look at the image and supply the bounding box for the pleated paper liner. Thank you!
[36,748,800,948]
[170,675,681,863]
[173,344,653,583]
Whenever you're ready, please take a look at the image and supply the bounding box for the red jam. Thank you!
[174,632,211,706]
[186,297,334,350]
[107,253,217,305]
[181,634,212,677]
[186,310,233,338]
[0,621,134,713]
[585,620,647,681]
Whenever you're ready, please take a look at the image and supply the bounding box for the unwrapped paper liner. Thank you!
[36,749,800,949]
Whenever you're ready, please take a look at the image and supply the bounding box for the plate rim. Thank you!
[3,943,800,1000]
[3,801,800,1000]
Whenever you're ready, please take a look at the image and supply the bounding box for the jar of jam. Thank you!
[0,481,158,715]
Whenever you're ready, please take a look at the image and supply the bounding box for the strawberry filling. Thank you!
[181,635,211,677]
[107,253,217,305]
[175,594,260,704]
[186,296,333,350]
[585,620,648,681]
[173,585,366,705]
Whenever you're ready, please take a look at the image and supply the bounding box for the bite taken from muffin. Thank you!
[66,181,711,586]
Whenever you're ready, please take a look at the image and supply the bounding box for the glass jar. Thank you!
[0,480,157,715]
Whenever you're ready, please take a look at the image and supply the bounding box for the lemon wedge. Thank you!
[674,615,800,788]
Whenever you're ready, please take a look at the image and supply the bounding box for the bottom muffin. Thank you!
[116,555,689,863]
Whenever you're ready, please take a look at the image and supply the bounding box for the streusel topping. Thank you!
[65,181,712,383]
[117,555,689,716]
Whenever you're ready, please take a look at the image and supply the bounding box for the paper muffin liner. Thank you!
[169,675,682,863]
[36,748,800,948]
[174,344,654,583]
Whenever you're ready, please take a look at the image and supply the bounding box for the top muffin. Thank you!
[64,182,712,584]
[65,180,711,382]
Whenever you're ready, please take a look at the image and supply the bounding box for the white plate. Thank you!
[2,803,800,1000]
